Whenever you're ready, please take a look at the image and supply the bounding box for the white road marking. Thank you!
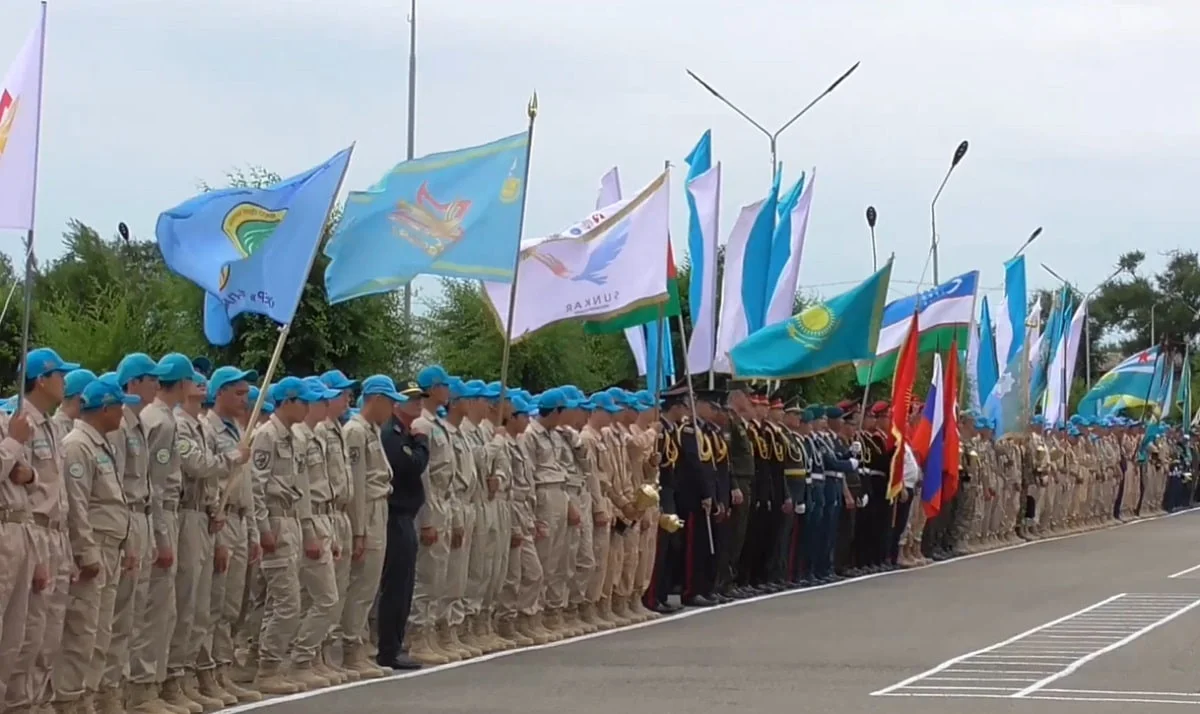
[1167,563,1200,578]
[872,592,1200,699]
[1012,597,1200,697]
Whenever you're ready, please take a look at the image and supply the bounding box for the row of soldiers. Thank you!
[0,347,427,714]
[0,345,1185,714]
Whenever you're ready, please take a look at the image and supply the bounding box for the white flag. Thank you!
[1045,296,1088,425]
[763,170,815,327]
[0,4,45,230]
[965,318,982,412]
[595,167,647,374]
[712,199,764,374]
[685,163,720,374]
[485,171,670,341]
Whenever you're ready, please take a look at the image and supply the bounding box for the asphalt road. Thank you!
[228,509,1200,714]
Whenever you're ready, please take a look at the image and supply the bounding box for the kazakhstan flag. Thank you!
[730,258,893,379]
[324,131,530,304]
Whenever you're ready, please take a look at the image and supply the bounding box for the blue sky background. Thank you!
[1,0,1196,308]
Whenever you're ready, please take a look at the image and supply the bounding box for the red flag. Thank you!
[942,337,961,503]
[887,312,920,501]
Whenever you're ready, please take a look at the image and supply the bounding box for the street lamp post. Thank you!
[1013,227,1043,259]
[685,62,860,182]
[930,141,970,284]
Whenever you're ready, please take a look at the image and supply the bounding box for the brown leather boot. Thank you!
[195,669,236,707]
[217,666,263,703]
[408,627,451,665]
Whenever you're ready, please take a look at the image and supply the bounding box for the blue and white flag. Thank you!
[993,255,1028,366]
[684,133,721,373]
[856,270,979,384]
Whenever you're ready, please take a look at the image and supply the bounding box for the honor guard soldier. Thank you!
[722,390,756,597]
[343,376,405,677]
[8,348,78,714]
[779,402,809,586]
[248,377,314,695]
[314,370,359,680]
[53,375,135,714]
[695,390,732,603]
[671,388,717,608]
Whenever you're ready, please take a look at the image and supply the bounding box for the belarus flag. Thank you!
[912,353,946,517]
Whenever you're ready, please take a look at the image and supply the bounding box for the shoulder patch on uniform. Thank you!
[68,462,84,479]
[253,449,271,470]
[349,446,362,465]
[178,439,195,457]
[402,445,412,456]
[155,448,170,464]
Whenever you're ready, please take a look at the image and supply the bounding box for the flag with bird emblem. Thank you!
[483,170,670,341]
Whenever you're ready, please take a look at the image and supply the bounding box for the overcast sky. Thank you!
[1,0,1196,308]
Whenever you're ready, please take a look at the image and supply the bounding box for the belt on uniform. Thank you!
[162,500,180,512]
[535,482,565,490]
[32,513,64,531]
[784,469,808,479]
[128,501,151,515]
[314,502,335,515]
[223,504,247,519]
[809,472,826,481]
[0,509,29,524]
[267,504,297,518]
[180,501,209,513]
[564,482,583,492]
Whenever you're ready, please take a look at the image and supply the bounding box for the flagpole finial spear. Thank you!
[527,92,539,119]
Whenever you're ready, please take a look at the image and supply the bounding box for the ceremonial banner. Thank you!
[729,258,892,379]
[856,270,978,384]
[0,4,45,230]
[155,146,354,345]
[324,131,530,303]
[484,171,670,341]
[684,162,721,374]
[764,172,814,327]
[711,199,765,374]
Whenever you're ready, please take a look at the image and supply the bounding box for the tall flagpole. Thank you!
[402,0,418,321]
[15,2,47,414]
[496,94,539,407]
[706,163,722,391]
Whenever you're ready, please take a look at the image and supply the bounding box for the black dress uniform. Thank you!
[378,414,431,668]
[739,410,781,591]
[721,413,756,597]
[781,417,809,585]
[645,414,682,614]
[677,415,718,606]
[701,415,732,604]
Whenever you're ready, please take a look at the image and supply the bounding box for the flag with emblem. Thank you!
[483,170,670,341]
[323,131,531,304]
[154,146,354,345]
[0,3,46,230]
[1076,345,1161,418]
[728,258,893,379]
[855,270,978,384]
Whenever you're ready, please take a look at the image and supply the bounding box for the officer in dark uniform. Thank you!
[781,402,810,586]
[673,388,718,607]
[647,385,684,615]
[800,406,828,584]
[857,401,893,573]
[813,406,860,583]
[720,388,756,599]
[763,398,793,589]
[695,390,732,604]
[377,382,431,670]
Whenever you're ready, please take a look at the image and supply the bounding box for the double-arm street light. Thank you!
[685,62,860,182]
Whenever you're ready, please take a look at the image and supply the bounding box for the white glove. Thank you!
[797,503,807,515]
[849,458,860,471]
[850,441,863,457]
[860,493,869,508]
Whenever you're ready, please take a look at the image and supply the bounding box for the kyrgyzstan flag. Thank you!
[912,354,946,518]
[887,311,920,501]
[942,338,962,503]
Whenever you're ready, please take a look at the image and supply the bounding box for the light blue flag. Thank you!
[157,146,354,298]
[977,295,1000,405]
[740,169,782,335]
[1076,346,1160,417]
[1003,255,1028,363]
[765,173,806,309]
[1030,288,1072,408]
[730,259,892,379]
[684,131,712,328]
[644,319,676,391]
[324,131,530,304]
[983,341,1032,438]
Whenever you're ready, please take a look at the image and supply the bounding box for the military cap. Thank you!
[321,369,359,391]
[870,400,890,416]
[694,388,725,405]
[64,369,98,400]
[417,365,451,390]
[825,405,844,420]
[24,347,79,380]
[81,374,140,411]
[116,353,168,387]
[191,356,213,378]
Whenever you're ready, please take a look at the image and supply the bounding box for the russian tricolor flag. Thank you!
[912,354,945,517]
